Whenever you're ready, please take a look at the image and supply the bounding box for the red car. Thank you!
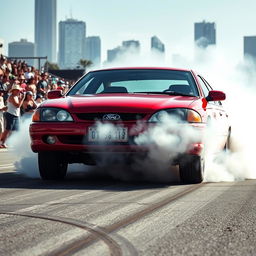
[30,67,230,183]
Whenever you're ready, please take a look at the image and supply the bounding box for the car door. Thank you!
[197,75,229,147]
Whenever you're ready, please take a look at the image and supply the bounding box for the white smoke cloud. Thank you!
[134,115,201,167]
[88,116,202,182]
[201,58,256,182]
[8,117,39,178]
[184,48,256,182]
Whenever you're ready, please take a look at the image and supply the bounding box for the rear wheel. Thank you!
[179,155,204,184]
[38,152,68,180]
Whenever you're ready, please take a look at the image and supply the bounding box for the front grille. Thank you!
[76,113,146,121]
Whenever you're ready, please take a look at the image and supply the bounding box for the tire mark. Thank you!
[0,183,204,255]
[51,183,204,256]
[0,211,127,256]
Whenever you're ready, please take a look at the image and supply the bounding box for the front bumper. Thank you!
[30,122,205,155]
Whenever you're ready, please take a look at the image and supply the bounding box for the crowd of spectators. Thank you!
[0,54,72,148]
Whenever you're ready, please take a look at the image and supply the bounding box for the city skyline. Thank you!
[1,0,256,63]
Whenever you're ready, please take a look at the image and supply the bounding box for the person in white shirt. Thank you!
[24,66,34,80]
[0,83,25,148]
[0,90,7,142]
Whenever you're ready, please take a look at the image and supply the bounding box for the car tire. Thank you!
[38,152,68,180]
[179,155,204,184]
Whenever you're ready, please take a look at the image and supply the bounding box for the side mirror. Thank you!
[47,90,63,99]
[206,90,226,102]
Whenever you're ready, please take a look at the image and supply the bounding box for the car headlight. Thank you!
[32,108,73,122]
[148,108,202,123]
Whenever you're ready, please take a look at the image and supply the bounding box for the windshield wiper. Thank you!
[134,91,193,97]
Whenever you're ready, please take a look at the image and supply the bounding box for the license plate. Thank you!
[88,127,128,142]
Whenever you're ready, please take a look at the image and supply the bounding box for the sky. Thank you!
[0,0,256,62]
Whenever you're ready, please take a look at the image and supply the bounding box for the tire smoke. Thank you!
[8,118,39,178]
[87,116,202,183]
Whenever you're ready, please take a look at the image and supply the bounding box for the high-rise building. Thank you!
[8,39,35,66]
[244,36,256,62]
[122,40,140,52]
[84,36,101,67]
[0,38,4,55]
[35,0,57,62]
[194,21,216,48]
[58,19,86,69]
[107,40,140,63]
[151,36,165,53]
[107,46,122,62]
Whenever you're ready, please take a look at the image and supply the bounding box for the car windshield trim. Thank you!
[134,91,195,97]
[68,91,195,97]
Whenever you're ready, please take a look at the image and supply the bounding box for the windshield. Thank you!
[67,69,199,97]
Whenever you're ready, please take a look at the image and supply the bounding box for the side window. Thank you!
[95,83,104,93]
[74,77,94,94]
[197,76,209,97]
[201,77,213,90]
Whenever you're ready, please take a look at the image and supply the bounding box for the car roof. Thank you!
[91,67,192,73]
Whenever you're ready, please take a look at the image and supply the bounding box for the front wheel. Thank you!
[179,155,204,184]
[38,152,68,180]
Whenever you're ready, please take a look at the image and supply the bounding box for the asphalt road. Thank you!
[0,149,256,256]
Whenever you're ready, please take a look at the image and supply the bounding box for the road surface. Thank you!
[0,149,256,256]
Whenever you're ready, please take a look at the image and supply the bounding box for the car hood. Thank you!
[40,94,198,113]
